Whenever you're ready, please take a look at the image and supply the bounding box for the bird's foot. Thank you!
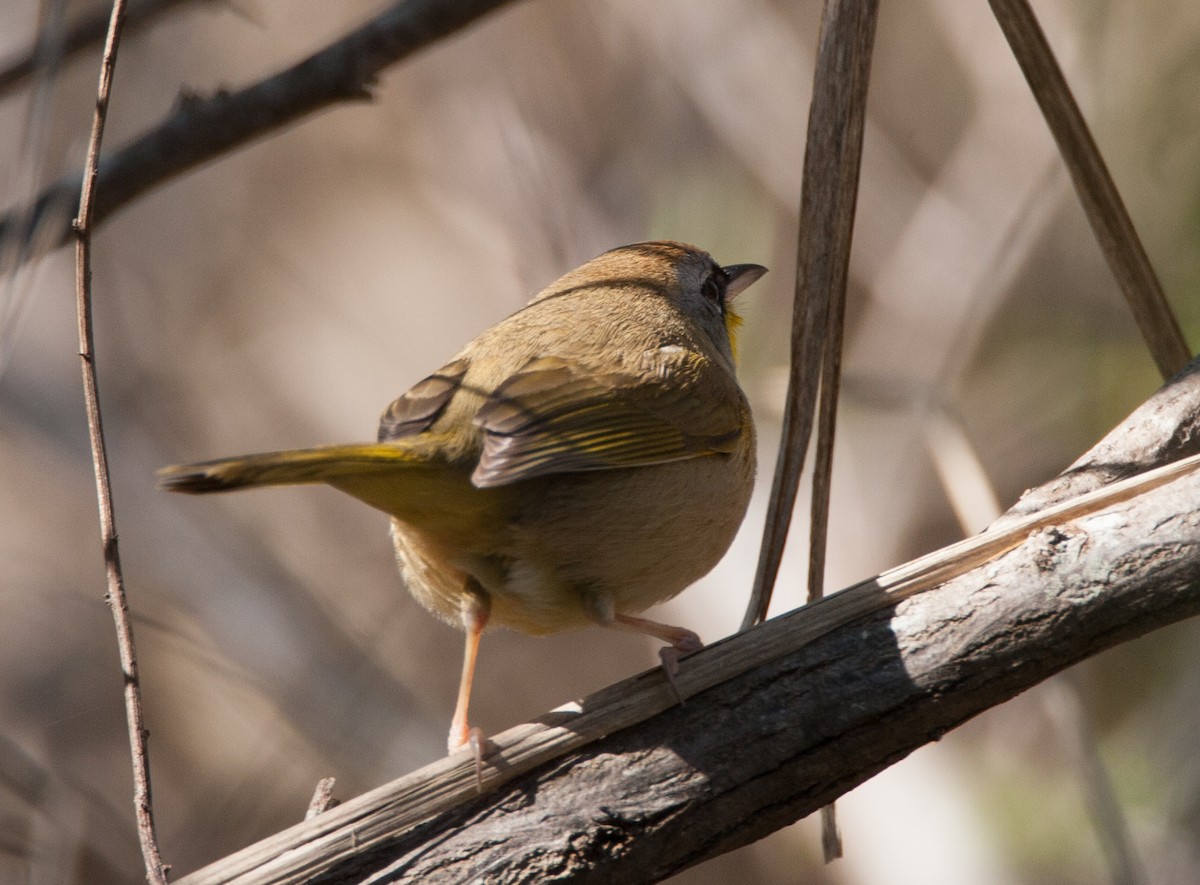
[657,629,703,703]
[449,725,488,792]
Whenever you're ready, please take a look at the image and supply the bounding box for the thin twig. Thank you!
[986,0,1191,378]
[73,1,167,882]
[805,0,880,607]
[0,0,518,259]
[810,345,848,861]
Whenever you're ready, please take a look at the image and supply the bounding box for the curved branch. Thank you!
[175,361,1200,881]
[0,0,517,256]
[369,475,1200,883]
[170,440,1200,883]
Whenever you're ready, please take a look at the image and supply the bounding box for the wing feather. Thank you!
[471,350,745,488]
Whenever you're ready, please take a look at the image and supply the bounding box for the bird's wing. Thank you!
[471,349,746,488]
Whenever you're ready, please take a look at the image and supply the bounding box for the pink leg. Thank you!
[448,588,490,788]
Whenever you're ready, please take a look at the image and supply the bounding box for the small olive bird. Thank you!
[160,241,766,756]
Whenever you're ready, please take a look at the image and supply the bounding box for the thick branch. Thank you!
[0,0,516,254]
[366,475,1200,883]
[176,351,1200,881]
[172,445,1200,884]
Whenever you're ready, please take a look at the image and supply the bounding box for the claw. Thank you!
[658,646,686,703]
[468,727,486,793]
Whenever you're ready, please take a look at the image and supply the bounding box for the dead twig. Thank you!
[799,1,881,860]
[742,0,880,632]
[73,1,167,882]
[305,778,338,820]
[986,0,1190,378]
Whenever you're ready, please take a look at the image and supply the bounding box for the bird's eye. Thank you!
[702,274,724,305]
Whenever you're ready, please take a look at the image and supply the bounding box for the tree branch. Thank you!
[0,0,517,257]
[169,432,1200,882]
[74,1,167,882]
[357,476,1200,884]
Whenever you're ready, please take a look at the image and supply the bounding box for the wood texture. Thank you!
[173,441,1200,883]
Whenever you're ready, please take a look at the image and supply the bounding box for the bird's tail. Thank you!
[158,443,431,494]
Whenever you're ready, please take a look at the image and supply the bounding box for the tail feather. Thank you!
[158,443,428,494]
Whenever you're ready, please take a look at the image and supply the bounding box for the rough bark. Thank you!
[173,443,1200,882]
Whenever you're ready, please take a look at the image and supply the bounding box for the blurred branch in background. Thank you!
[995,315,1200,527]
[0,0,207,97]
[0,0,518,258]
[2,0,1199,881]
[1041,680,1149,885]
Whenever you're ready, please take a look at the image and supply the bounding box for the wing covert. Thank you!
[471,350,745,488]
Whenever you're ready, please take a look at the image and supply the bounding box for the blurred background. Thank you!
[1,0,1199,881]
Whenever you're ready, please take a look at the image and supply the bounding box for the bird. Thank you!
[159,240,766,759]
